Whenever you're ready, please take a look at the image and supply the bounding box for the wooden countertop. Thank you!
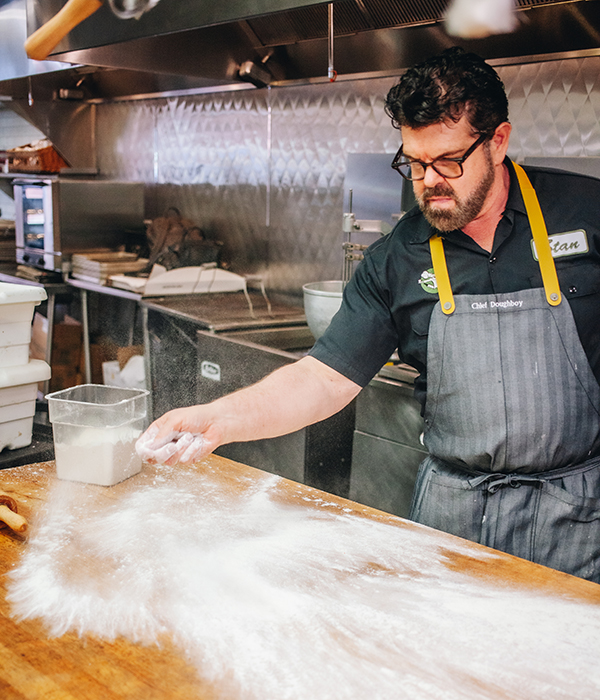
[1,457,600,699]
[1,460,211,700]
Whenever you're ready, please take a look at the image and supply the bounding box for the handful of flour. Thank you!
[135,426,205,465]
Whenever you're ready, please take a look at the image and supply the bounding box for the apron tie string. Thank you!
[466,454,600,493]
[468,472,545,493]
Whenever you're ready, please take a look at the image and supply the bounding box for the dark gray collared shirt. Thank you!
[310,158,600,410]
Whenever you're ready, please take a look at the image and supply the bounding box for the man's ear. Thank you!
[491,122,512,164]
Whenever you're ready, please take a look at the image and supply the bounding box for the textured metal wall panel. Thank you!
[267,78,398,293]
[500,58,600,159]
[95,56,600,299]
[97,92,271,274]
[98,101,156,181]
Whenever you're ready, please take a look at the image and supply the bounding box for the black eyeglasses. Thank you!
[391,133,490,181]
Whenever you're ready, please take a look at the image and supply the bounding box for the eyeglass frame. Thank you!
[390,132,491,181]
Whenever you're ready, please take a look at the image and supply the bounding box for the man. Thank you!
[138,47,600,582]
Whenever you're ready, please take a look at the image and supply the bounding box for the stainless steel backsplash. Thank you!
[96,56,600,299]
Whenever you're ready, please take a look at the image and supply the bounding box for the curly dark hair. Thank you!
[385,47,509,135]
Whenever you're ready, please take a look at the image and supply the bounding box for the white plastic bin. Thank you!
[0,282,47,367]
[0,359,51,451]
[46,384,150,486]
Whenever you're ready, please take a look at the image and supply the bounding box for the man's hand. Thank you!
[135,406,221,466]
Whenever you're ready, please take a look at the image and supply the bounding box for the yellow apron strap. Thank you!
[429,162,561,314]
[429,233,455,315]
[512,161,561,306]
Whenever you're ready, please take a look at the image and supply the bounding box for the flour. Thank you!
[54,425,142,486]
[7,465,600,699]
[135,425,205,464]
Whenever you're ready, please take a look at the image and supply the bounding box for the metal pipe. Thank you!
[327,3,336,82]
[81,288,92,384]
[43,290,55,396]
[141,305,153,421]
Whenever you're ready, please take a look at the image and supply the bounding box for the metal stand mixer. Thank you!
[303,190,392,340]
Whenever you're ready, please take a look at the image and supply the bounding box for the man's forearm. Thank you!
[208,356,362,446]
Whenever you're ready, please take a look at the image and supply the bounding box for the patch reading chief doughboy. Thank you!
[419,268,438,294]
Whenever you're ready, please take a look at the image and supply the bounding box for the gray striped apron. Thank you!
[409,166,600,582]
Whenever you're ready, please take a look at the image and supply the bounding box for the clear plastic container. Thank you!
[46,384,150,486]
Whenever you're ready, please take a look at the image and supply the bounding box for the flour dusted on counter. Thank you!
[7,465,600,700]
[55,425,142,486]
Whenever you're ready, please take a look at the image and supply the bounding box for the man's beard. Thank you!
[416,149,495,232]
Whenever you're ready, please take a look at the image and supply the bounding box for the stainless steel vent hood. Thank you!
[0,0,597,106]
[24,0,600,94]
[1,0,599,175]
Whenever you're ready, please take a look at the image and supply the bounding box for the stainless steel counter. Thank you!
[141,292,306,332]
[350,363,425,518]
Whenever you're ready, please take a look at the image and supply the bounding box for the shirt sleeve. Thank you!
[308,251,400,387]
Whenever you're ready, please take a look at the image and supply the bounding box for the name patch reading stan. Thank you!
[531,229,589,260]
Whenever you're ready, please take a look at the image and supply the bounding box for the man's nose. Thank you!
[422,164,446,188]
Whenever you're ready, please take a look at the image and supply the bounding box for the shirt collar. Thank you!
[408,157,527,245]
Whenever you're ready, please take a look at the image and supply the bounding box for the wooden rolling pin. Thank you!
[24,0,103,61]
[0,492,28,534]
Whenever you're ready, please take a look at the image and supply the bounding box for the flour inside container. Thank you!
[54,424,143,486]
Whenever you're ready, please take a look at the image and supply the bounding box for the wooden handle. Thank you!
[0,505,28,534]
[24,0,103,61]
[0,492,17,511]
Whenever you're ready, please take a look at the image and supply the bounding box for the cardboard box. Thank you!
[83,340,144,385]
[30,312,83,392]
[85,337,119,384]
[31,313,82,363]
[31,318,143,391]
[117,345,144,370]
[49,366,84,393]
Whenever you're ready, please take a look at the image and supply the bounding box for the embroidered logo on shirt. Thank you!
[531,229,589,260]
[419,268,438,294]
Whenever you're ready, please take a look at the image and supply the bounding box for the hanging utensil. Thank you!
[107,0,160,20]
